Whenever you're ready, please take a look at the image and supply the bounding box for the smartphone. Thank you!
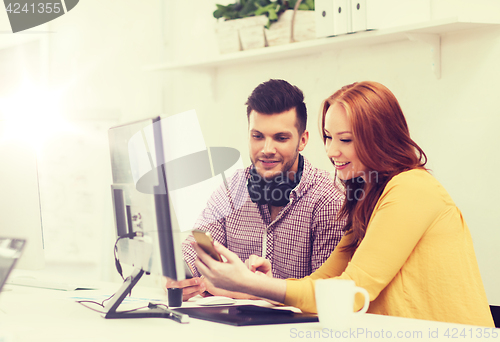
[192,229,222,262]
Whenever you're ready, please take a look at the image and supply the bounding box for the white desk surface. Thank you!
[0,282,498,342]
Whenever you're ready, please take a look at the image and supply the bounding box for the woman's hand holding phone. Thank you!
[192,229,222,262]
[191,234,286,304]
[192,239,253,293]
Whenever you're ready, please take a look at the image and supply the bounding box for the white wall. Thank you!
[44,0,166,283]
[0,0,166,284]
[1,1,499,303]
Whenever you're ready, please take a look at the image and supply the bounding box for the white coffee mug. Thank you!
[315,279,370,330]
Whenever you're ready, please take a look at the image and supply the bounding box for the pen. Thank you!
[148,302,190,324]
[167,309,190,324]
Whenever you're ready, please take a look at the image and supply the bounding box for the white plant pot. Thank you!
[215,23,241,54]
[265,10,316,47]
[215,15,268,54]
[239,25,266,50]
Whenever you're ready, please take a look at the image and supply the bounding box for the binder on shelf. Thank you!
[333,0,349,36]
[315,0,335,37]
[348,0,367,33]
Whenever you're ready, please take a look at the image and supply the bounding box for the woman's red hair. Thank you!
[321,81,427,253]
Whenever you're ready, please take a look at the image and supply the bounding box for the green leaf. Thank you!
[213,0,294,22]
[240,0,257,16]
[257,0,272,6]
[298,3,309,10]
[254,3,277,16]
[213,9,224,19]
[254,3,267,16]
[305,0,314,10]
[268,8,278,20]
[223,9,240,20]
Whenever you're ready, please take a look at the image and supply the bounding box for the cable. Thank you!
[113,232,142,280]
[76,300,106,313]
[148,302,169,310]
[76,293,189,323]
[76,300,150,314]
[75,291,117,313]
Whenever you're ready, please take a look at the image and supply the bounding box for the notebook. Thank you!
[172,304,319,326]
[0,238,26,292]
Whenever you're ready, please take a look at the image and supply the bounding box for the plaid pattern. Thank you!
[182,156,345,279]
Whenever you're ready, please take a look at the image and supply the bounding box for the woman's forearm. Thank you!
[239,273,287,303]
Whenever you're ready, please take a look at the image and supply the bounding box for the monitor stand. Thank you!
[103,268,188,323]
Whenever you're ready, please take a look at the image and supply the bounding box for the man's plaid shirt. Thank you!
[182,156,345,279]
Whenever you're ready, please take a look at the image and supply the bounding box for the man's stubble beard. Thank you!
[250,142,300,181]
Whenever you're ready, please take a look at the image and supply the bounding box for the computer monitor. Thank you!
[0,139,44,271]
[106,116,186,318]
[0,137,91,291]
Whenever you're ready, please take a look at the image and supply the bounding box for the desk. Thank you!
[0,283,498,342]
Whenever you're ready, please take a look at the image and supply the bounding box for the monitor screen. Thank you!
[108,116,185,282]
[0,139,44,271]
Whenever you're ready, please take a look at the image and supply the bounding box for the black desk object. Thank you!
[173,304,318,326]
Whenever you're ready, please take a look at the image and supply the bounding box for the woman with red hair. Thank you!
[192,81,494,327]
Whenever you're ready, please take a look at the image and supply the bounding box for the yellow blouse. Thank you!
[285,169,494,327]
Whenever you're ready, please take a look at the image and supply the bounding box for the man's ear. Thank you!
[298,130,309,152]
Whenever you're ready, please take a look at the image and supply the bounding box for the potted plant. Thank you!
[264,0,315,46]
[213,0,315,53]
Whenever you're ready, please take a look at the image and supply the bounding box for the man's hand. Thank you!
[163,277,206,302]
[245,255,272,277]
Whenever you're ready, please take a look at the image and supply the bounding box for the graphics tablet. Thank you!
[172,304,318,326]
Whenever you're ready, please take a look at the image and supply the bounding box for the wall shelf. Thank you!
[143,17,500,77]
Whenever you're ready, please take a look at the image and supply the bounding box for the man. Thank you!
[167,79,345,300]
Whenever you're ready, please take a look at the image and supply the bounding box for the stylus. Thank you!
[148,302,190,324]
[168,310,190,324]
